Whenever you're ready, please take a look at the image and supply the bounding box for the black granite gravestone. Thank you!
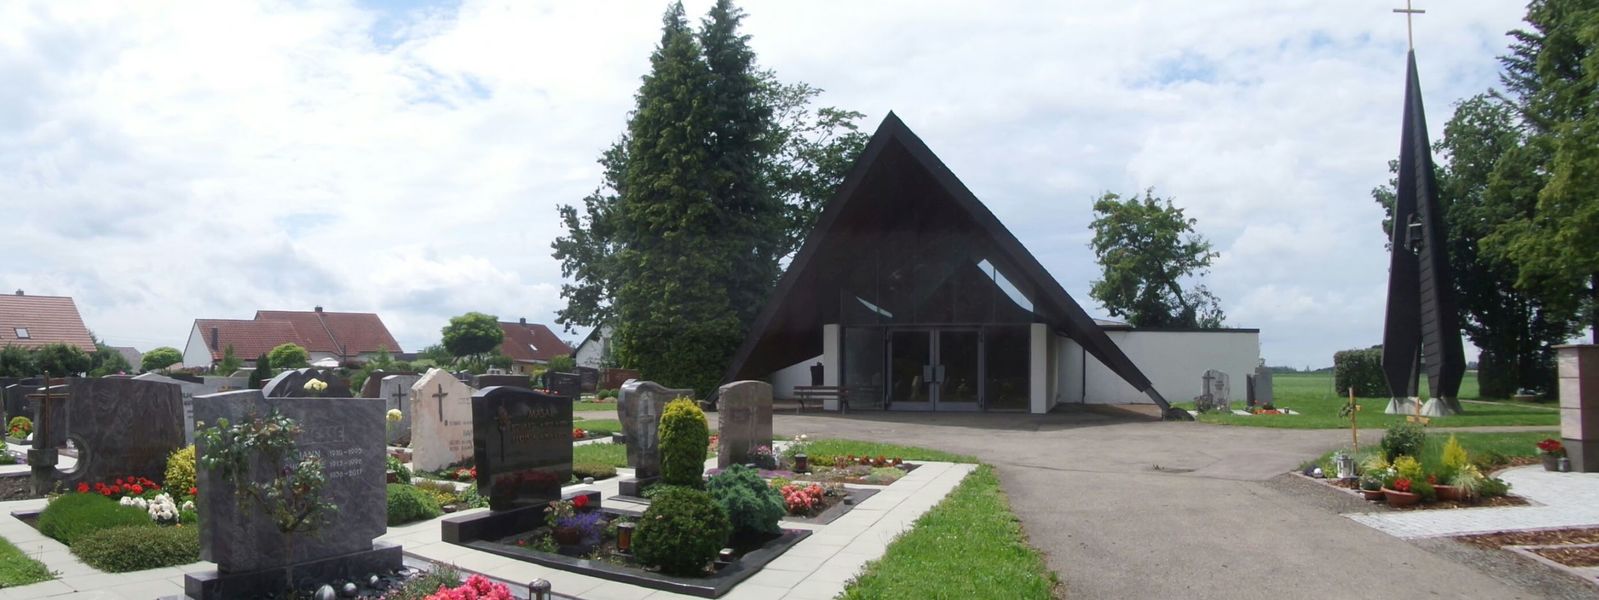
[547,371,581,400]
[186,390,398,598]
[577,367,599,392]
[55,378,185,486]
[473,374,530,389]
[440,386,571,544]
[263,368,352,398]
[617,380,692,497]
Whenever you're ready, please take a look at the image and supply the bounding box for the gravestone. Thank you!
[409,369,476,472]
[134,373,249,444]
[441,386,571,544]
[617,380,693,497]
[1558,345,1599,471]
[577,366,599,393]
[717,381,773,469]
[1202,370,1231,413]
[601,368,641,391]
[263,368,352,398]
[1252,363,1274,407]
[380,374,422,445]
[473,373,530,390]
[29,382,70,449]
[187,390,398,598]
[3,378,42,433]
[547,371,581,400]
[52,378,185,486]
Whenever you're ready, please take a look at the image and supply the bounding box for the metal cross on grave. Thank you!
[432,384,448,422]
[1393,0,1425,50]
[390,385,408,415]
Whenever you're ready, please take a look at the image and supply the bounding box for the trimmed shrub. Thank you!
[386,483,442,525]
[1381,422,1427,461]
[659,398,709,488]
[71,524,199,572]
[7,416,31,438]
[37,494,154,545]
[634,487,731,576]
[164,445,196,496]
[706,464,785,535]
[1333,347,1386,397]
[573,462,618,481]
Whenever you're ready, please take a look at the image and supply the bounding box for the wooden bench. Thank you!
[792,386,880,414]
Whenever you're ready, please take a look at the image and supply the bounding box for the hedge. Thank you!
[1333,347,1387,397]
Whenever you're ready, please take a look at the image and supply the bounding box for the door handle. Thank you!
[935,365,946,384]
[922,365,933,384]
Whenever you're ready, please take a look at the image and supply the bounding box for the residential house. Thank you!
[498,318,573,376]
[182,306,402,368]
[573,323,614,370]
[0,290,96,353]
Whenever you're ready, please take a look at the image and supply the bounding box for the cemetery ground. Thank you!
[1173,371,1560,429]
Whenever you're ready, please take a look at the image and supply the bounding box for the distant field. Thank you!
[1173,371,1557,429]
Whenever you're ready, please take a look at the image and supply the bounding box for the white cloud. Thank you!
[0,0,1531,365]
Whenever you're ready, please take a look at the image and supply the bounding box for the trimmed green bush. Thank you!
[634,487,731,576]
[1333,347,1386,397]
[386,483,442,525]
[1381,422,1427,461]
[164,445,196,496]
[573,462,618,481]
[659,398,708,488]
[7,416,31,438]
[71,524,199,572]
[706,464,784,535]
[37,494,154,545]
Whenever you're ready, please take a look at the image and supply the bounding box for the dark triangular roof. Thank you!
[723,113,1174,411]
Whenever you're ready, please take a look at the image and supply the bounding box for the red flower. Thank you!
[1393,478,1412,493]
[573,495,590,509]
[188,486,198,496]
[76,483,89,494]
[1538,438,1564,454]
[100,488,112,497]
[130,484,144,495]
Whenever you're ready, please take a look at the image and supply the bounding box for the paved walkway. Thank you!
[1348,467,1599,539]
[771,410,1560,600]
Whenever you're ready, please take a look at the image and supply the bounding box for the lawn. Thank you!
[572,441,627,468]
[575,400,617,412]
[571,418,621,435]
[0,535,52,588]
[1177,371,1557,429]
[840,465,1057,599]
[796,439,978,464]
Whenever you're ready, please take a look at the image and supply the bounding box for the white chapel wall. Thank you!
[1077,330,1260,405]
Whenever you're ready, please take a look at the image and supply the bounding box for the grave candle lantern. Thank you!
[617,522,635,552]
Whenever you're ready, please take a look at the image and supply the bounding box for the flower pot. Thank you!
[1359,488,1385,501]
[1543,454,1561,471]
[1382,488,1420,508]
[553,526,582,546]
[1434,485,1462,502]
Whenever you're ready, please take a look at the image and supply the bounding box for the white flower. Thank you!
[182,500,195,512]
[304,378,328,392]
[146,493,179,524]
[386,409,403,422]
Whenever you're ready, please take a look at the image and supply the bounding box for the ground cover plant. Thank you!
[840,466,1056,599]
[571,417,622,436]
[387,483,443,525]
[37,493,154,545]
[72,524,200,573]
[1177,371,1556,429]
[0,535,52,588]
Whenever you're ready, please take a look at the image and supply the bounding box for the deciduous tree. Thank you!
[1087,189,1224,328]
[267,343,309,370]
[141,346,184,373]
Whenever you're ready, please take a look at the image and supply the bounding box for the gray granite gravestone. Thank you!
[263,368,352,398]
[409,369,476,472]
[717,381,773,469]
[473,373,531,389]
[1252,364,1274,407]
[134,373,246,444]
[617,380,693,497]
[380,374,421,445]
[577,366,599,393]
[439,386,571,544]
[3,379,41,433]
[187,389,398,598]
[547,371,581,400]
[1201,370,1231,413]
[48,378,185,486]
[29,382,69,450]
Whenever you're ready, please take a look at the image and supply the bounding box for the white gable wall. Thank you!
[1079,330,1260,405]
[181,324,211,369]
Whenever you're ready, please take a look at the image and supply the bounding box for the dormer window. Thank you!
[14,327,29,339]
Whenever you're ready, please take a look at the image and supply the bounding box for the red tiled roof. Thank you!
[0,294,96,352]
[253,310,402,355]
[499,321,572,363]
[194,319,306,360]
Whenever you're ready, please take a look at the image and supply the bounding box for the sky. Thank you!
[0,0,1537,369]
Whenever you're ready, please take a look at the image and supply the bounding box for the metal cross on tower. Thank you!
[1393,0,1425,49]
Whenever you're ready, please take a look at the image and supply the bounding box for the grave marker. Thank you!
[51,378,185,486]
[617,380,692,497]
[473,373,530,390]
[263,368,351,398]
[380,374,421,445]
[409,369,476,472]
[547,371,581,400]
[441,386,572,544]
[717,381,772,469]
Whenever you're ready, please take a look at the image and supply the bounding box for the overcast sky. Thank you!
[0,1,1534,368]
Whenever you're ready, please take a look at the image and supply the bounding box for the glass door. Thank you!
[935,330,981,411]
[888,330,932,410]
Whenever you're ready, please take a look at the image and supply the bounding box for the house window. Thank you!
[13,327,28,339]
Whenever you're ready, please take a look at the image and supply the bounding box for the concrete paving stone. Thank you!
[742,566,811,588]
[717,582,793,600]
[0,579,73,600]
[107,577,184,599]
[762,555,825,573]
[1346,466,1599,538]
[778,542,847,560]
[450,552,519,574]
[839,537,887,557]
[781,582,846,600]
[580,580,658,600]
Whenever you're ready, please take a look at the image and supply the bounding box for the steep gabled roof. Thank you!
[194,319,305,360]
[0,293,96,352]
[255,310,402,355]
[723,113,1173,411]
[498,320,572,363]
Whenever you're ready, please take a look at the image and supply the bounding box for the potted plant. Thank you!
[1358,473,1385,501]
[547,495,598,550]
[1450,465,1484,501]
[1537,438,1565,471]
[1383,477,1420,507]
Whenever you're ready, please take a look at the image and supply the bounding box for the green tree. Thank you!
[416,343,453,365]
[141,347,184,373]
[547,354,576,373]
[34,343,92,376]
[267,343,309,370]
[215,345,243,376]
[441,312,504,364]
[1482,0,1599,341]
[87,334,132,377]
[1087,189,1224,328]
[249,352,272,389]
[0,345,37,378]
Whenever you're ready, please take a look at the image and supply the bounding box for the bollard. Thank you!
[528,578,552,600]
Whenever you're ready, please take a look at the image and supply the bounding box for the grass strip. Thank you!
[841,465,1057,599]
[573,441,628,468]
[1178,372,1555,429]
[0,535,52,588]
[796,439,978,464]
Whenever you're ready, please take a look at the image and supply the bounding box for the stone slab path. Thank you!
[1347,466,1599,538]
